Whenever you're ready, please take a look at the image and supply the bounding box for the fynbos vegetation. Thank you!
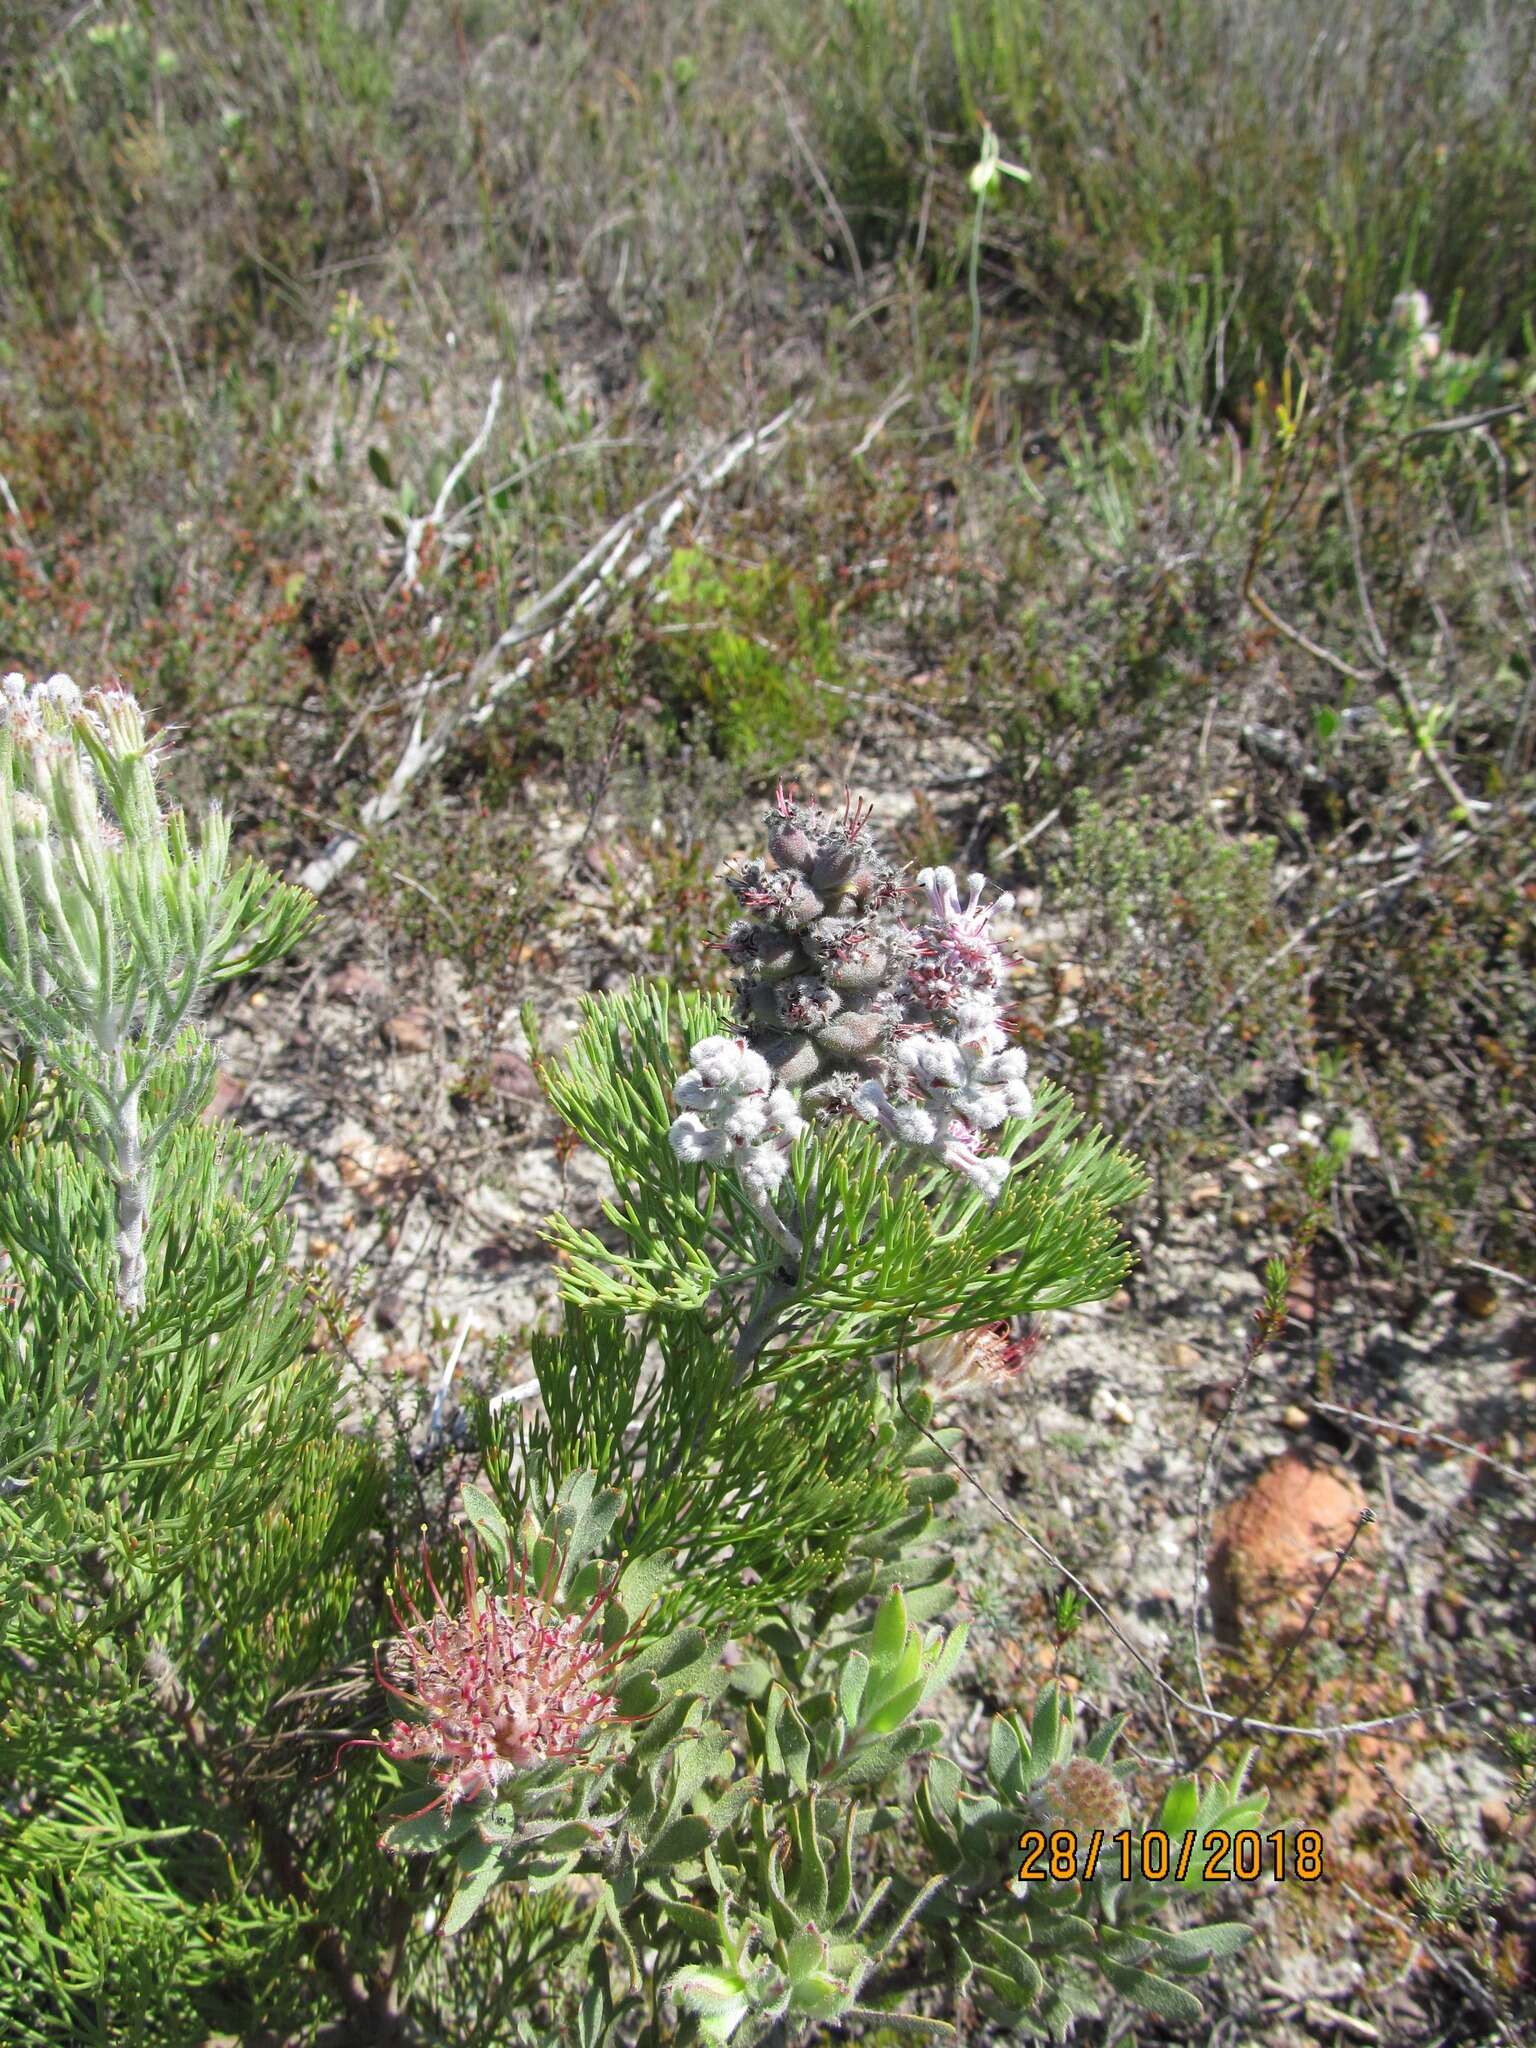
[1,1,1532,2042]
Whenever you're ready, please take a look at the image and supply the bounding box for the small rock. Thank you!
[1209,1454,1376,1644]
[1186,1179,1223,1210]
[487,1049,543,1105]
[1455,1278,1498,1321]
[1164,1340,1203,1371]
[1479,1798,1512,1841]
[1090,1388,1135,1427]
[327,962,387,1003]
[337,1137,417,1201]
[1054,961,1086,996]
[1428,1597,1462,1641]
[1231,1206,1257,1229]
[247,989,268,1010]
[307,1235,341,1261]
[1105,1288,1132,1313]
[384,1008,433,1054]
[374,1291,405,1333]
[1281,1404,1310,1431]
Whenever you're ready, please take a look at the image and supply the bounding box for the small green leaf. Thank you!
[1144,1921,1252,1963]
[647,1888,721,1942]
[377,1797,480,1856]
[726,1654,774,1700]
[839,1650,870,1730]
[367,445,395,488]
[978,1922,1044,2009]
[922,1622,969,1701]
[827,1719,940,1789]
[869,1585,909,1669]
[1098,1960,1204,2023]
[1030,1684,1066,1771]
[442,1836,505,1934]
[1159,1775,1199,1839]
[616,1550,673,1616]
[643,1814,715,1870]
[989,1714,1026,1791]
[460,1481,510,1567]
[865,1675,927,1735]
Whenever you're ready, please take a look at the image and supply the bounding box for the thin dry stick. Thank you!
[398,376,504,593]
[1398,399,1528,443]
[298,402,804,896]
[1453,1256,1536,1294]
[770,73,865,298]
[1310,1399,1535,1494]
[1184,1508,1376,1774]
[891,1381,1532,1745]
[1334,422,1487,829]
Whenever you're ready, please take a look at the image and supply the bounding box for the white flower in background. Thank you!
[1390,288,1442,371]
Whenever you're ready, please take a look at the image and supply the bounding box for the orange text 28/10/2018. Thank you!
[1016,1828,1324,1886]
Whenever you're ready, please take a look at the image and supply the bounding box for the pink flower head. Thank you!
[361,1538,636,1831]
[913,1313,1048,1396]
[906,866,1016,1049]
[916,864,1014,944]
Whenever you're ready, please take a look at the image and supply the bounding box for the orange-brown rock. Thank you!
[1209,1454,1376,1645]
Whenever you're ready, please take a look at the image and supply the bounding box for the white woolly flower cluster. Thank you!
[842,863,1030,1200]
[669,821,1035,1254]
[2,670,86,730]
[852,1032,1032,1202]
[668,1035,806,1202]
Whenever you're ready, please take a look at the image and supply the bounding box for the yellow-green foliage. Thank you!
[651,547,847,768]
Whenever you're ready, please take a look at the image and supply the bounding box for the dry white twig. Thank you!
[423,1318,471,1452]
[399,376,504,593]
[299,401,805,896]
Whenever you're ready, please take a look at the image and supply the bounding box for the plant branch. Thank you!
[142,1644,422,2045]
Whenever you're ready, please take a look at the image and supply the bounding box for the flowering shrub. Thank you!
[0,694,1271,2044]
[0,672,314,1308]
